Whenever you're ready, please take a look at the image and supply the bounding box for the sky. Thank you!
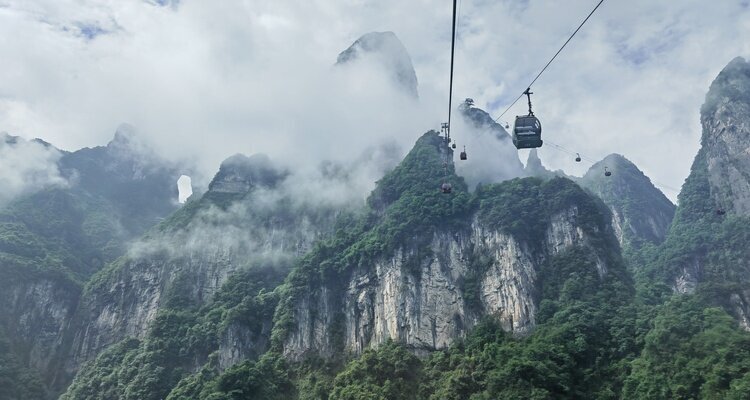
[1,0,749,201]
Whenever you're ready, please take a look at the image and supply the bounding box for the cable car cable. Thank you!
[493,0,606,122]
[542,139,682,193]
[447,0,458,134]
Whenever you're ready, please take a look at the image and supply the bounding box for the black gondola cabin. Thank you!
[512,115,543,149]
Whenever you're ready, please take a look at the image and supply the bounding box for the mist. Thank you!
[1,1,750,203]
[0,133,68,206]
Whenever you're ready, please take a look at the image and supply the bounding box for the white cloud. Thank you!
[0,0,749,201]
[0,134,68,205]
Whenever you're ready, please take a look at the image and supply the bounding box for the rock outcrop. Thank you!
[700,57,750,215]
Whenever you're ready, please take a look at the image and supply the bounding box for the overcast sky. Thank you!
[1,0,749,200]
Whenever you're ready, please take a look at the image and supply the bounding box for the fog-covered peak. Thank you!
[208,153,286,194]
[336,31,418,98]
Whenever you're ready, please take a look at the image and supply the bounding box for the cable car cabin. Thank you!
[604,167,612,177]
[460,150,467,160]
[512,115,543,149]
[441,183,452,194]
[575,153,581,162]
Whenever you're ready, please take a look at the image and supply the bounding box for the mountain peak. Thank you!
[336,31,418,98]
[368,130,463,210]
[208,153,286,194]
[525,149,549,176]
[702,56,750,118]
[459,104,511,142]
[697,56,750,215]
[580,153,675,247]
[1,132,19,145]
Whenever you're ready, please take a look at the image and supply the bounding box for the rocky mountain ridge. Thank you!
[3,42,750,400]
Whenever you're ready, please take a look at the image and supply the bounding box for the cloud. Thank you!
[0,0,749,201]
[0,133,68,205]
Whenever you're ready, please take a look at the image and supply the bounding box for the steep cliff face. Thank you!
[277,132,624,359]
[1,276,80,378]
[65,153,341,378]
[580,154,675,249]
[701,57,750,215]
[283,205,614,359]
[0,128,189,395]
[651,57,750,329]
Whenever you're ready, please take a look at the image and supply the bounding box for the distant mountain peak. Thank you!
[208,153,286,194]
[525,149,548,175]
[110,123,136,145]
[581,153,675,247]
[1,131,19,145]
[459,104,511,142]
[336,31,419,98]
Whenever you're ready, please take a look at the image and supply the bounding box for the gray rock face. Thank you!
[664,57,750,329]
[336,31,419,98]
[67,250,233,368]
[283,205,612,359]
[695,57,750,328]
[701,57,750,215]
[0,278,79,381]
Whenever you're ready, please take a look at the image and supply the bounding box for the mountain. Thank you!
[648,57,750,312]
[61,130,636,399]
[523,148,675,251]
[278,131,629,358]
[60,56,748,400]
[620,57,750,399]
[336,31,419,98]
[580,154,675,250]
[59,152,348,398]
[0,127,186,397]
[7,55,750,400]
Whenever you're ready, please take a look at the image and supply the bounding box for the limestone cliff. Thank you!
[658,57,750,329]
[700,57,750,215]
[276,132,624,359]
